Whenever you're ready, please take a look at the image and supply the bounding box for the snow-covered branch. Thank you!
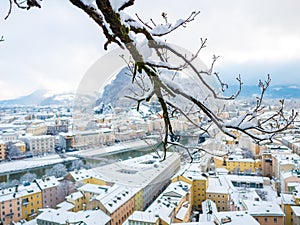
[6,0,298,160]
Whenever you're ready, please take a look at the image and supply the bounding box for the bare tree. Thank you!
[57,179,75,202]
[4,0,297,160]
[20,172,37,183]
[46,163,67,178]
[6,142,22,159]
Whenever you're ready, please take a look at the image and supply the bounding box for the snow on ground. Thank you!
[70,139,158,157]
[0,155,77,175]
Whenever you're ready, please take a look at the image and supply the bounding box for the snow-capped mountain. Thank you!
[0,89,76,106]
[1,73,299,107]
[96,67,300,109]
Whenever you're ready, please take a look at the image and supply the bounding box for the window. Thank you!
[274,218,277,223]
[264,218,268,222]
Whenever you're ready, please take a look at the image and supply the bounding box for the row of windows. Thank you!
[2,207,20,215]
[207,194,226,198]
[255,217,278,223]
[2,202,20,209]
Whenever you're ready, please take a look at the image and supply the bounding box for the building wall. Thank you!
[84,177,107,186]
[262,152,272,177]
[171,173,207,211]
[254,216,284,225]
[278,164,296,180]
[21,135,55,156]
[0,196,22,225]
[0,142,6,161]
[282,202,295,225]
[140,155,180,210]
[206,193,230,211]
[74,131,102,148]
[26,123,47,136]
[292,211,300,225]
[99,196,135,225]
[21,191,43,221]
[283,176,300,193]
[41,186,58,208]
[192,179,207,211]
[66,193,85,212]
[226,160,255,172]
[1,133,17,142]
[215,156,259,173]
[134,189,143,211]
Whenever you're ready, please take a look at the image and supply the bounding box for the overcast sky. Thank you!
[0,0,300,100]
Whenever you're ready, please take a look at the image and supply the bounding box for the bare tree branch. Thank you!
[7,0,297,160]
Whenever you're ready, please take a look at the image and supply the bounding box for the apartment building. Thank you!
[26,121,47,136]
[0,186,22,225]
[128,181,192,225]
[73,129,115,149]
[171,163,208,211]
[206,175,232,212]
[35,176,61,208]
[19,182,43,221]
[242,200,284,225]
[281,170,300,194]
[20,135,55,155]
[95,185,136,225]
[214,155,261,173]
[92,152,181,210]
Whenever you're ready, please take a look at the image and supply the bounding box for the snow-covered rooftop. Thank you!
[91,152,180,186]
[206,175,233,194]
[225,175,264,184]
[213,211,260,225]
[242,200,284,217]
[35,176,60,190]
[145,181,191,224]
[128,211,159,223]
[56,201,75,211]
[291,206,300,217]
[96,184,137,214]
[36,208,110,225]
[77,183,110,195]
[66,191,84,201]
[281,193,296,205]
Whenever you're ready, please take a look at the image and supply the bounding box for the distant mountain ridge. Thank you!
[0,89,75,106]
[0,82,299,107]
[223,84,300,99]
[96,68,300,106]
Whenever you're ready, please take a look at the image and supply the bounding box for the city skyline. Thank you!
[1,0,300,100]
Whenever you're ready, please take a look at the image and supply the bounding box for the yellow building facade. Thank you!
[214,156,261,173]
[20,184,43,221]
[281,193,300,225]
[171,171,207,211]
